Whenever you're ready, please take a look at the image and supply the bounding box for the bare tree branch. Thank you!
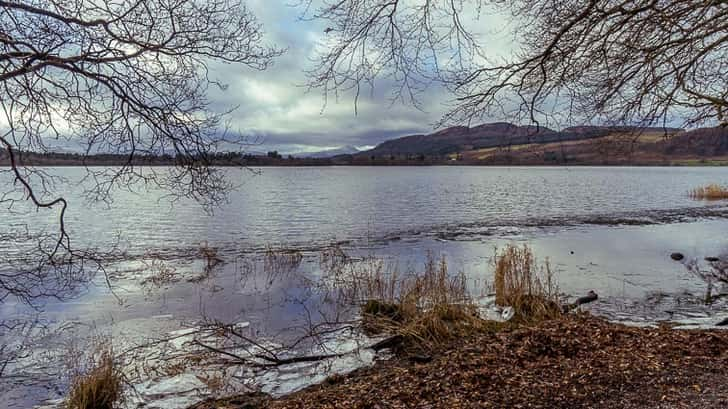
[0,0,281,305]
[304,0,728,128]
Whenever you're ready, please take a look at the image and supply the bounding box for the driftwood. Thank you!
[370,334,404,351]
[563,291,598,312]
[192,340,346,368]
[194,333,405,368]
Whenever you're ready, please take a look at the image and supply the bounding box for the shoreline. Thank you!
[192,314,728,409]
[3,161,728,167]
[7,219,728,409]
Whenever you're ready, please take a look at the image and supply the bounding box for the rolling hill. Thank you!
[361,123,684,157]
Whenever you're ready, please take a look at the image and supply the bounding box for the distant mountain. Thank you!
[294,145,361,158]
[361,122,683,156]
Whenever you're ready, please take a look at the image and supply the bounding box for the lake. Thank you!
[2,166,728,408]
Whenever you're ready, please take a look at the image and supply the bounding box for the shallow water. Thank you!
[2,166,728,408]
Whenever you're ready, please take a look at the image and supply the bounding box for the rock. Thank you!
[670,252,685,261]
[705,256,720,262]
[501,306,515,321]
[716,317,728,326]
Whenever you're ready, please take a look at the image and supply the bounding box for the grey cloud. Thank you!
[203,2,516,151]
[241,126,427,150]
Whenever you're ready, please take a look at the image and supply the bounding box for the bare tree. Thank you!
[304,0,728,128]
[0,1,281,303]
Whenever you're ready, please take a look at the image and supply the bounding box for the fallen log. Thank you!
[575,290,599,306]
[562,290,598,312]
[370,334,404,351]
[194,333,405,368]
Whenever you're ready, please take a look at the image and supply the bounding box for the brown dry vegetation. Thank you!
[493,244,562,323]
[355,253,496,352]
[689,184,728,200]
[337,245,559,352]
[66,346,123,409]
[462,128,728,166]
[195,315,728,409]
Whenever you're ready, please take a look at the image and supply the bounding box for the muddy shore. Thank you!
[193,314,728,409]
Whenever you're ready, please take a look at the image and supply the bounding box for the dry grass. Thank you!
[689,184,728,200]
[351,253,502,351]
[66,345,123,409]
[264,245,303,275]
[684,255,728,304]
[327,245,563,352]
[200,242,223,268]
[493,244,562,323]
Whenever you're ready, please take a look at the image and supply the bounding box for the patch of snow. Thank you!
[255,349,377,397]
[128,373,209,409]
[167,327,200,349]
[671,315,728,330]
[476,295,511,322]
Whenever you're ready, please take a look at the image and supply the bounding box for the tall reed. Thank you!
[689,184,728,200]
[493,244,561,322]
[66,344,123,409]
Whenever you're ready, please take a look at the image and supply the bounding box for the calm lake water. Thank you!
[2,166,728,408]
[4,166,728,255]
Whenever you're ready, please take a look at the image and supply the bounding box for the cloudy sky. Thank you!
[205,2,514,154]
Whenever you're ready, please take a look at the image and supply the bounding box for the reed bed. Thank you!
[331,252,499,351]
[323,244,562,351]
[689,184,728,200]
[66,344,123,409]
[493,244,562,323]
[263,245,303,275]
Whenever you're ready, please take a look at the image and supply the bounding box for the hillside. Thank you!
[353,123,728,165]
[363,122,683,157]
[454,126,728,166]
[293,145,361,158]
[2,124,726,167]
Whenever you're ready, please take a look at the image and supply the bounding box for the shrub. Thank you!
[684,255,728,304]
[689,184,728,200]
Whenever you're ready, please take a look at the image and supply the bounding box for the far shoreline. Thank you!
[4,159,728,167]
